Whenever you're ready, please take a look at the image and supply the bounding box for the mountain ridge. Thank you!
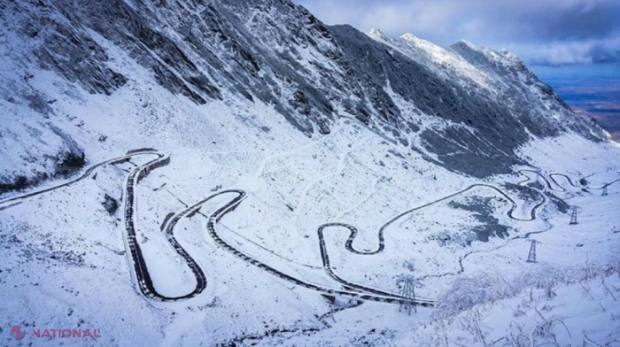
[0,0,610,189]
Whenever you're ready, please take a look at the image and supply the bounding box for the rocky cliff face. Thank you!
[0,0,608,190]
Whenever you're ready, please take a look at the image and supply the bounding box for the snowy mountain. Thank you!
[0,0,609,189]
[1,0,619,346]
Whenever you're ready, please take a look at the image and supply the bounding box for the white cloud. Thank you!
[294,0,620,65]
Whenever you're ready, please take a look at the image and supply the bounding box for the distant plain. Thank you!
[532,64,620,141]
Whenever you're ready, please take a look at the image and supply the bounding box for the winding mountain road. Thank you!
[549,173,620,192]
[203,189,434,306]
[0,150,159,209]
[1,151,617,307]
[316,170,549,302]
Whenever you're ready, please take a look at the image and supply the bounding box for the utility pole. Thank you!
[569,207,578,225]
[602,185,608,196]
[398,277,416,315]
[526,239,538,263]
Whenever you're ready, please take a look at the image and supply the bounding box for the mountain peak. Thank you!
[454,39,478,50]
[367,28,387,40]
[400,33,418,42]
[499,49,523,63]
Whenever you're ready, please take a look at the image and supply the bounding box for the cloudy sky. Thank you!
[294,0,620,65]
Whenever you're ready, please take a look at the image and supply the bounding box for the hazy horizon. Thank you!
[531,63,620,141]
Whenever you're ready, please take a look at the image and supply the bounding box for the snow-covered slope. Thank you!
[0,0,610,190]
[1,0,620,346]
[368,29,603,140]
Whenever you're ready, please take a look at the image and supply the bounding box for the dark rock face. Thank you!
[55,151,86,176]
[449,196,510,242]
[0,175,36,195]
[419,127,522,177]
[48,124,86,176]
[34,23,128,96]
[545,192,570,213]
[102,194,119,215]
[1,0,608,177]
[9,0,128,96]
[0,122,86,195]
[0,148,85,195]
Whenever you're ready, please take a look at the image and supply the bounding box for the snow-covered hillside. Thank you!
[1,0,619,346]
[0,0,609,189]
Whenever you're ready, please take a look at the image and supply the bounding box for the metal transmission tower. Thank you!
[526,239,539,263]
[602,185,608,196]
[569,207,578,225]
[398,277,417,315]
